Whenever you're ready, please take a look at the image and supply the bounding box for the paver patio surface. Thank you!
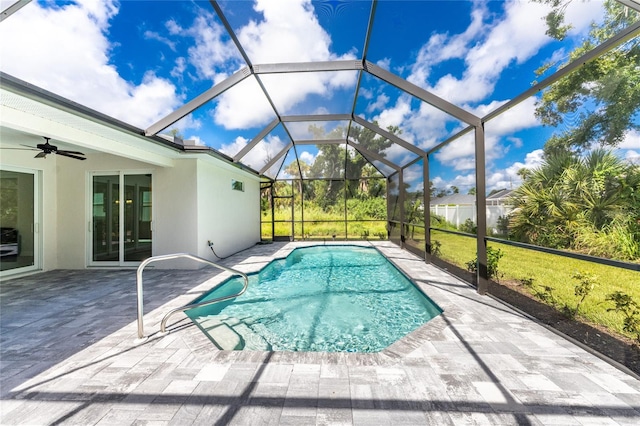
[1,242,639,425]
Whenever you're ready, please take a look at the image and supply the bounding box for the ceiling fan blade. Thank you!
[35,152,47,158]
[56,151,86,160]
[20,144,39,149]
[0,147,39,150]
[57,149,85,156]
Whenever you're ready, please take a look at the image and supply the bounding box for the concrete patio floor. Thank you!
[1,241,639,425]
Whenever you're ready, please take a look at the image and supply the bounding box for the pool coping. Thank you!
[149,241,516,366]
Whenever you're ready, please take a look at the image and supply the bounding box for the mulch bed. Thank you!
[487,279,640,377]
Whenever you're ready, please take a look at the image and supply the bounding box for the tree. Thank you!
[509,149,640,260]
[534,0,640,154]
[450,185,459,194]
[467,187,476,196]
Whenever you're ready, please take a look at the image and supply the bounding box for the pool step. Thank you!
[196,317,242,350]
[195,315,271,351]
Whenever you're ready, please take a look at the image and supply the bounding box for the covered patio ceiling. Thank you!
[1,0,639,181]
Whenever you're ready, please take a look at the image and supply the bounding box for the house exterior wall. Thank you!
[2,145,261,274]
[153,159,199,268]
[0,149,57,271]
[56,153,155,268]
[195,159,260,260]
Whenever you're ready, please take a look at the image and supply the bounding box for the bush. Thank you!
[606,291,640,344]
[431,240,442,257]
[496,215,510,236]
[346,197,387,220]
[567,271,597,318]
[459,218,477,234]
[466,246,504,281]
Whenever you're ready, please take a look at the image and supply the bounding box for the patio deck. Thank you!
[1,241,639,425]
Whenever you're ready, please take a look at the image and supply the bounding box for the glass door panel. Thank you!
[0,170,35,272]
[124,174,152,261]
[92,175,119,262]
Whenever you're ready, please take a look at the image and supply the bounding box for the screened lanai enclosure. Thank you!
[1,0,639,295]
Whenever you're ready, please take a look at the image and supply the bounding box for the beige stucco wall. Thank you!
[195,159,260,260]
[55,153,156,268]
[2,142,261,274]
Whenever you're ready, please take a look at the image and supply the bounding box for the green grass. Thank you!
[261,207,386,239]
[431,230,640,340]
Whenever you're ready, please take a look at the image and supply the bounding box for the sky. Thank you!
[1,0,639,193]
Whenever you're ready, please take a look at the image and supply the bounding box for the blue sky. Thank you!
[1,0,638,193]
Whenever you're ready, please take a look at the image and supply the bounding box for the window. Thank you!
[232,179,244,192]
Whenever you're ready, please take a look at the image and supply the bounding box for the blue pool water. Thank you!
[186,245,442,352]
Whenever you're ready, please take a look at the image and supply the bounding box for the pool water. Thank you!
[186,245,442,352]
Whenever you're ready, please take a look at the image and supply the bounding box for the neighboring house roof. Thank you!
[430,194,476,206]
[487,189,515,201]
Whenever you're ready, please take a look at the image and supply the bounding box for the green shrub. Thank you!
[459,218,477,234]
[431,240,442,257]
[466,246,504,281]
[566,271,597,318]
[606,291,640,344]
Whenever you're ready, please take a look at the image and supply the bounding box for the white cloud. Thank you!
[620,130,640,150]
[366,93,390,114]
[376,58,391,71]
[220,134,286,171]
[144,30,176,51]
[487,149,544,190]
[208,0,359,129]
[431,97,541,172]
[625,150,640,165]
[408,5,487,87]
[0,0,182,129]
[482,97,540,134]
[299,151,316,165]
[167,11,238,82]
[405,0,601,108]
[375,95,412,130]
[219,136,250,157]
[434,133,475,164]
[215,0,357,128]
[213,76,276,129]
[429,1,551,104]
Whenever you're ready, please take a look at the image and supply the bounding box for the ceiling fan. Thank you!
[2,137,86,160]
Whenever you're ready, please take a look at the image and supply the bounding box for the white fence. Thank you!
[430,204,513,231]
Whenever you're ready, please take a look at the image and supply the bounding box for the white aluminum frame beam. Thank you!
[364,61,481,126]
[234,118,279,162]
[616,0,640,13]
[353,115,424,158]
[295,139,345,145]
[483,19,640,123]
[253,61,363,74]
[259,142,293,175]
[1,0,31,22]
[348,140,400,172]
[427,125,474,155]
[145,67,252,136]
[281,114,352,122]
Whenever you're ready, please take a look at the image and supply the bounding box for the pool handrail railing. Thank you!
[135,253,249,343]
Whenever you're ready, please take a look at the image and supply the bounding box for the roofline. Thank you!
[0,71,262,177]
[1,72,183,151]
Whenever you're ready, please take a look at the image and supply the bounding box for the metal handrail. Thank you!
[135,253,249,342]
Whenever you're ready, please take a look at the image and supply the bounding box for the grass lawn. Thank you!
[262,208,386,240]
[431,230,640,340]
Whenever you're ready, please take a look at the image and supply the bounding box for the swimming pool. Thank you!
[186,245,442,352]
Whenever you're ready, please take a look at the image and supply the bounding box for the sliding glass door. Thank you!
[91,172,152,265]
[0,167,39,275]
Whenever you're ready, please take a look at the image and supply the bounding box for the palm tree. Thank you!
[509,149,640,259]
